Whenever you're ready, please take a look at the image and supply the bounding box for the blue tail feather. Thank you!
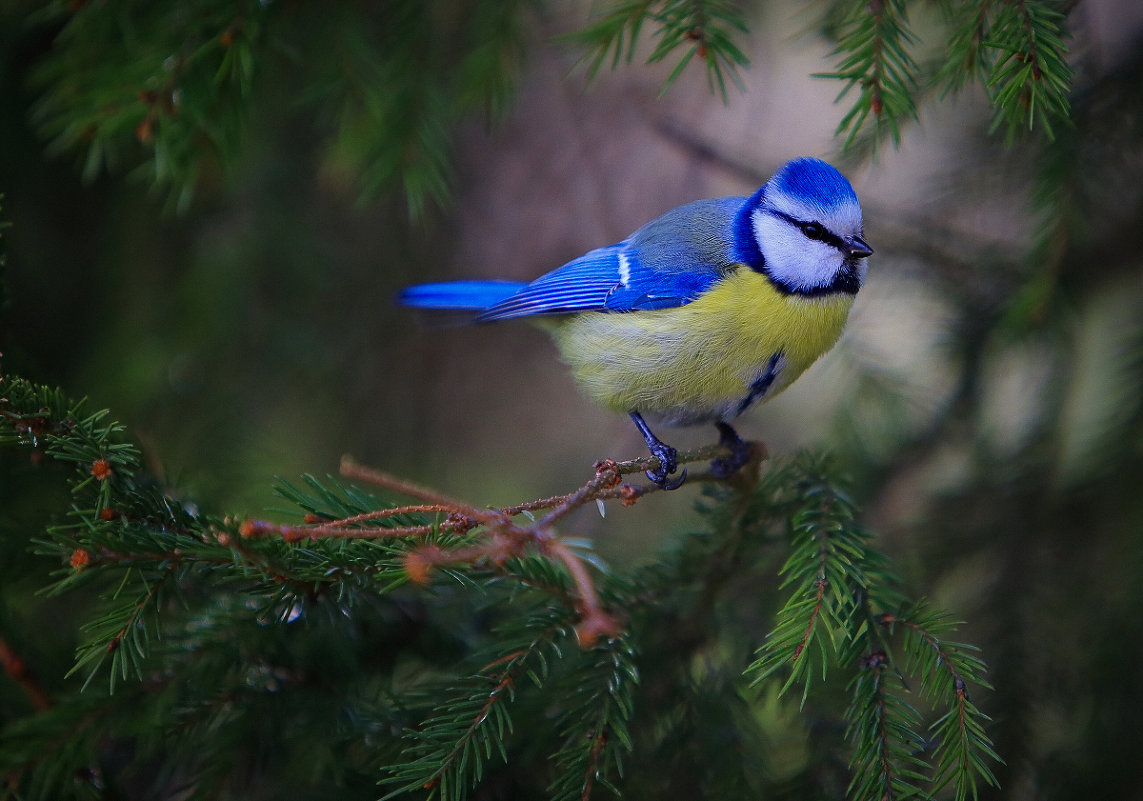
[398,280,525,311]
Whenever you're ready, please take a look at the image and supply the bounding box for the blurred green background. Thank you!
[3,0,1143,798]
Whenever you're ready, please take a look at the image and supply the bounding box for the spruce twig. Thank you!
[1,374,998,801]
[13,0,1077,216]
[745,456,1000,801]
[564,0,750,102]
[817,0,920,149]
[242,443,765,647]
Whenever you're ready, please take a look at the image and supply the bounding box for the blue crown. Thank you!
[772,157,858,212]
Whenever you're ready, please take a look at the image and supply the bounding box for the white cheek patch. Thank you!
[752,211,844,291]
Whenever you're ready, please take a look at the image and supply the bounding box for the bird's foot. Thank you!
[629,410,687,490]
[645,441,687,490]
[710,422,754,479]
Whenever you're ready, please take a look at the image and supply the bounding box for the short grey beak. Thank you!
[848,236,873,259]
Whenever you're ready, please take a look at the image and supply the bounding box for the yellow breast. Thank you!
[551,268,854,425]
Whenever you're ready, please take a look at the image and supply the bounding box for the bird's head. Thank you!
[738,158,872,295]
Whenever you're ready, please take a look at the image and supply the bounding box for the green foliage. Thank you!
[20,0,536,214]
[817,0,920,149]
[896,605,1000,800]
[565,0,751,101]
[546,633,638,801]
[565,0,1073,150]
[381,606,574,800]
[845,654,930,801]
[1,374,998,800]
[11,0,1077,213]
[744,457,1000,801]
[935,0,1072,141]
[29,0,271,212]
[312,0,534,216]
[816,0,1072,150]
[747,462,897,703]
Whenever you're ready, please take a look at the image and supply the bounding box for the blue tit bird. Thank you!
[400,157,872,489]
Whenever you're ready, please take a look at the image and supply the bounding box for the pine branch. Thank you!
[936,0,998,91]
[563,0,655,79]
[0,369,753,689]
[65,565,167,693]
[381,606,575,801]
[817,0,920,149]
[935,0,1072,141]
[983,0,1071,139]
[891,605,1002,800]
[1,374,998,800]
[745,456,878,704]
[565,0,750,102]
[243,446,764,647]
[28,0,268,212]
[11,0,1078,216]
[547,635,638,801]
[845,652,929,801]
[744,456,1000,801]
[0,692,117,798]
[20,0,536,214]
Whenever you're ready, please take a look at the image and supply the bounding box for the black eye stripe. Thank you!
[770,210,848,252]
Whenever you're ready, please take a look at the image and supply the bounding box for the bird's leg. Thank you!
[710,422,753,478]
[629,411,687,490]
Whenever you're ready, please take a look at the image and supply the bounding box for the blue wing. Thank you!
[477,245,626,321]
[476,197,748,322]
[398,197,749,321]
[477,244,726,321]
[400,280,524,310]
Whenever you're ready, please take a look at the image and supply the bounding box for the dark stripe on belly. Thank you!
[735,351,784,416]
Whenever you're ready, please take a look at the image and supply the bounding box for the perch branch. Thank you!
[240,440,767,645]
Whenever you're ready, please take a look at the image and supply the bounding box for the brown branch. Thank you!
[240,518,438,542]
[534,459,624,529]
[312,504,457,525]
[340,456,506,526]
[237,440,766,647]
[543,538,620,646]
[582,726,610,801]
[0,635,52,711]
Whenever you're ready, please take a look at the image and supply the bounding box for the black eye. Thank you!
[801,222,827,241]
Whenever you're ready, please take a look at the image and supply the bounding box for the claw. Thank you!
[655,467,688,491]
[710,422,753,478]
